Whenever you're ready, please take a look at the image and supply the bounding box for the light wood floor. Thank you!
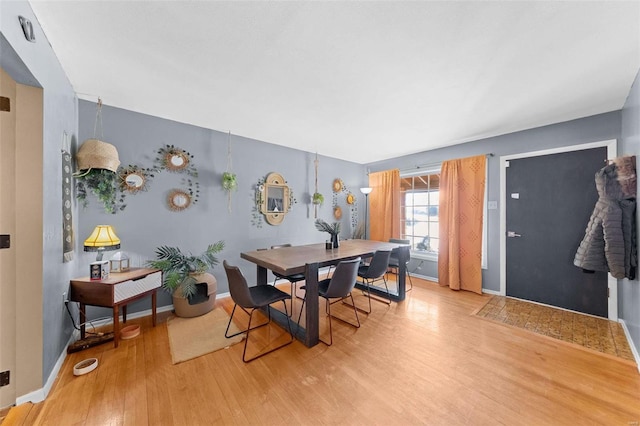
[4,277,640,425]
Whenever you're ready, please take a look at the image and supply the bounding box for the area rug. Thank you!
[474,296,635,362]
[167,308,243,364]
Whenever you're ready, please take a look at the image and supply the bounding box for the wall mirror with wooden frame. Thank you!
[118,165,152,194]
[258,172,291,225]
[165,150,189,171]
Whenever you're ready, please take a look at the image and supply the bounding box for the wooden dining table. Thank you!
[240,239,410,347]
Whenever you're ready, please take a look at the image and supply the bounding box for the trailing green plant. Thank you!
[222,172,238,191]
[312,192,324,205]
[315,218,341,236]
[75,168,126,214]
[147,241,225,298]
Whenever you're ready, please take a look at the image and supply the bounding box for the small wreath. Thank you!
[167,189,192,211]
[333,178,343,193]
[334,206,343,219]
[346,193,355,205]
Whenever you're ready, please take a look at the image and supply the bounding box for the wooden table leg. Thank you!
[303,263,319,347]
[113,305,120,348]
[122,305,127,323]
[256,265,268,285]
[152,289,157,327]
[396,246,409,302]
[79,303,86,339]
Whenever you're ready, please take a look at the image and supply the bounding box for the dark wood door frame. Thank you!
[499,139,618,320]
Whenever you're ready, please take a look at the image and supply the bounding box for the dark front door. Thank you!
[506,147,609,317]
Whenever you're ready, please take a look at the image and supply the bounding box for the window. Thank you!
[400,169,440,257]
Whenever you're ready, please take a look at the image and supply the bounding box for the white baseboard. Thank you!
[482,288,501,296]
[16,298,230,405]
[16,331,76,405]
[619,319,640,373]
[410,272,438,283]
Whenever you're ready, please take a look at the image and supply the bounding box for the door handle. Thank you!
[507,231,522,238]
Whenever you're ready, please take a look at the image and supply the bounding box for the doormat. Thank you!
[167,308,243,364]
[474,296,635,362]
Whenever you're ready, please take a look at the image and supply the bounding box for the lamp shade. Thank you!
[84,225,121,252]
[360,187,373,195]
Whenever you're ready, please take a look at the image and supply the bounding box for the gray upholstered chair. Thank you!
[388,238,413,291]
[355,250,392,313]
[270,244,305,316]
[223,260,294,362]
[296,257,361,346]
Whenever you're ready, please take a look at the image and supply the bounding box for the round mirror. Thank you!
[165,152,189,171]
[118,166,151,194]
[124,173,145,191]
[168,189,192,211]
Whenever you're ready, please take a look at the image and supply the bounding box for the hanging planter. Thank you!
[76,168,126,214]
[223,132,237,212]
[313,153,322,218]
[74,98,125,213]
[222,172,237,191]
[312,192,324,205]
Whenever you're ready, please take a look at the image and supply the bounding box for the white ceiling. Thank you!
[29,1,640,164]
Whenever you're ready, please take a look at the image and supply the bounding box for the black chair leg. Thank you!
[225,304,272,339]
[406,270,414,291]
[342,280,372,314]
[242,302,294,363]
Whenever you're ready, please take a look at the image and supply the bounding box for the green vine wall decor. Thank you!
[154,144,200,209]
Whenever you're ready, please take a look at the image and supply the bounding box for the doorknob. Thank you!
[507,231,522,238]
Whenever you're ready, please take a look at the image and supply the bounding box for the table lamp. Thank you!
[360,187,373,239]
[84,225,121,261]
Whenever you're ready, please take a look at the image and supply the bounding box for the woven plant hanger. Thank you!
[76,98,120,173]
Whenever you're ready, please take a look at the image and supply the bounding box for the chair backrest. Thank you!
[271,244,292,249]
[362,250,392,279]
[389,239,410,260]
[223,260,255,309]
[389,238,410,245]
[324,257,361,299]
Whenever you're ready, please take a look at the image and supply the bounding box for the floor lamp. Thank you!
[360,187,372,239]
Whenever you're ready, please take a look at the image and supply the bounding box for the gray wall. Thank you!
[77,101,366,316]
[366,111,622,292]
[620,69,640,355]
[1,1,79,386]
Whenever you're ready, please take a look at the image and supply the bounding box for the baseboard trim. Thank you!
[619,319,640,373]
[16,331,76,405]
[411,273,438,283]
[16,300,208,405]
[482,288,501,296]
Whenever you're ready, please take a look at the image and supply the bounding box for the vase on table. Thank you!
[331,234,339,249]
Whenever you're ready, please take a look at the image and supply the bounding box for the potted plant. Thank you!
[312,192,324,205]
[147,241,225,317]
[222,172,238,191]
[75,168,126,214]
[315,218,341,248]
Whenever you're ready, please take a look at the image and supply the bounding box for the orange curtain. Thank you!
[438,155,486,294]
[369,169,400,242]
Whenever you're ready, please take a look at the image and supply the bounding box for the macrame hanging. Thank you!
[222,131,238,213]
[312,153,325,218]
[314,153,319,218]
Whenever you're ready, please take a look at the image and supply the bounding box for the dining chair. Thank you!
[270,244,306,316]
[353,249,392,314]
[223,260,294,363]
[296,257,361,346]
[388,238,413,291]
